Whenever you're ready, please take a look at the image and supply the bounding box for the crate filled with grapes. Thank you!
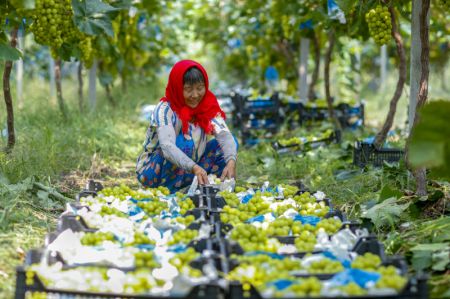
[273,129,341,155]
[226,251,427,299]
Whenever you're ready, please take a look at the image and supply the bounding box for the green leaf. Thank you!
[99,71,113,86]
[334,169,358,181]
[379,185,403,201]
[411,249,432,271]
[362,197,410,228]
[431,250,450,271]
[72,0,119,37]
[0,42,22,61]
[411,243,449,251]
[409,101,450,180]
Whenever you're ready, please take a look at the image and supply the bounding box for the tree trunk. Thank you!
[54,59,67,119]
[276,39,295,66]
[121,72,127,93]
[308,31,320,101]
[48,55,56,104]
[104,84,116,106]
[380,44,387,91]
[324,29,341,130]
[441,66,448,92]
[78,61,84,112]
[408,0,426,132]
[16,28,24,109]
[88,59,98,111]
[409,0,430,196]
[298,38,310,101]
[2,27,18,151]
[374,8,407,148]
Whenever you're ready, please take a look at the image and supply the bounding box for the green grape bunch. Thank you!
[30,0,94,63]
[80,231,116,246]
[351,252,382,271]
[126,231,155,246]
[31,0,78,49]
[365,5,392,46]
[137,200,168,216]
[178,198,195,215]
[294,231,316,252]
[307,258,344,274]
[167,229,198,245]
[134,251,160,268]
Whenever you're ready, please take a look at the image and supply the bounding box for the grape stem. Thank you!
[373,7,406,149]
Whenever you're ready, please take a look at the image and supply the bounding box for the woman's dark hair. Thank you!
[183,67,205,86]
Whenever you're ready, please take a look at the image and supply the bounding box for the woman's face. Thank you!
[183,81,206,108]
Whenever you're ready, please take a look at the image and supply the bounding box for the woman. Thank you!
[136,60,238,193]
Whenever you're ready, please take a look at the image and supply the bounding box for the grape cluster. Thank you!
[292,222,315,236]
[217,191,241,207]
[99,205,124,217]
[267,218,293,236]
[307,258,344,274]
[178,198,195,214]
[126,232,155,246]
[31,0,79,51]
[294,231,316,252]
[279,184,299,198]
[167,229,198,245]
[227,264,290,290]
[123,269,156,294]
[174,215,196,226]
[315,218,342,235]
[134,251,160,268]
[235,254,302,273]
[221,196,271,225]
[169,248,199,270]
[376,266,407,291]
[338,282,367,296]
[298,201,329,217]
[275,277,322,297]
[278,137,302,147]
[365,5,392,45]
[99,185,149,201]
[278,193,330,217]
[230,224,279,252]
[235,186,247,193]
[137,200,168,216]
[276,203,297,215]
[80,231,116,246]
[79,36,94,68]
[293,192,317,205]
[351,252,382,271]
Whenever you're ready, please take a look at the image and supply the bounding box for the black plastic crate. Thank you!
[192,186,225,211]
[353,141,404,167]
[15,266,225,299]
[188,221,233,238]
[231,92,281,146]
[75,180,104,201]
[188,237,244,257]
[57,214,96,233]
[298,102,365,128]
[227,274,428,299]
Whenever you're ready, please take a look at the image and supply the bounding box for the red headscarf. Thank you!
[161,60,225,135]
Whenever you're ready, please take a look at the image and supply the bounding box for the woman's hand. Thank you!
[220,159,236,181]
[192,165,208,185]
